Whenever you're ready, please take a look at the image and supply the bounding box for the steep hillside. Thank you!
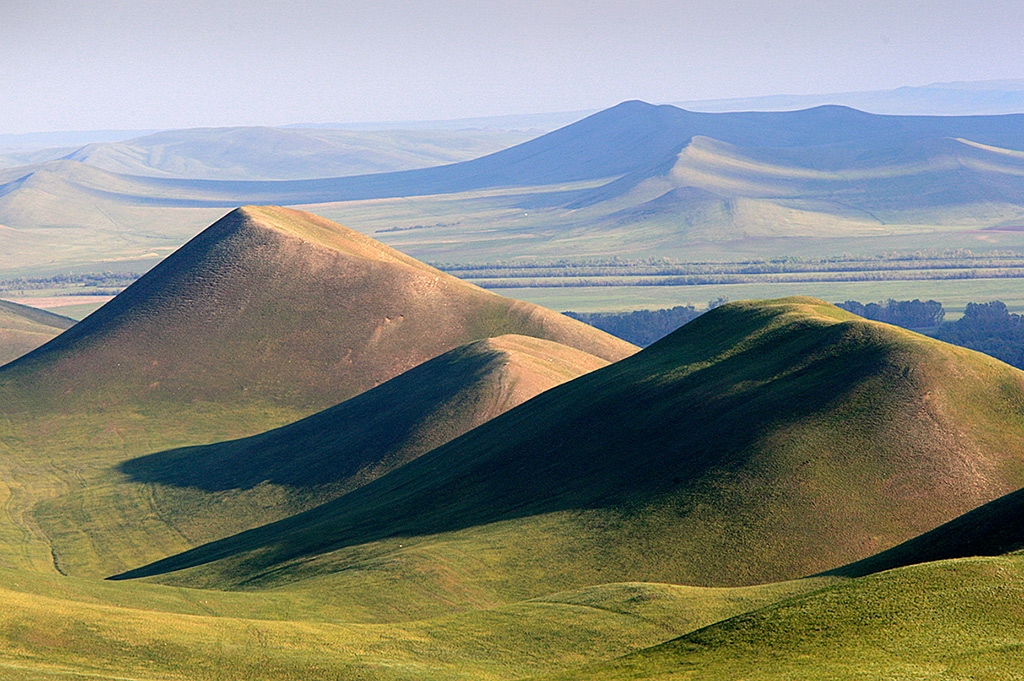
[118,334,609,494]
[0,299,75,366]
[1,205,634,412]
[116,298,1024,607]
[30,334,613,579]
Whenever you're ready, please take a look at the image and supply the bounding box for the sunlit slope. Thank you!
[1,205,634,412]
[0,566,824,681]
[0,299,74,366]
[118,334,609,494]
[828,484,1024,579]
[0,206,633,575]
[540,555,1024,681]
[119,298,1024,599]
[31,335,611,579]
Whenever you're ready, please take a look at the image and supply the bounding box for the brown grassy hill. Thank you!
[1,205,635,413]
[118,334,610,494]
[0,299,75,367]
[114,298,1024,603]
[0,206,632,576]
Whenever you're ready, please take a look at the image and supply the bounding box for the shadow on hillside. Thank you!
[112,311,896,582]
[118,345,505,491]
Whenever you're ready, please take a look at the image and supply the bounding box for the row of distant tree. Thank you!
[569,298,1024,370]
[0,272,140,295]
[564,298,728,347]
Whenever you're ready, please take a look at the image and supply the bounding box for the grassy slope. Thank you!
[2,205,633,411]
[117,334,610,492]
[827,484,1024,579]
[37,335,611,578]
[0,565,826,681]
[0,206,635,575]
[539,554,1024,681]
[117,298,1024,611]
[0,300,75,367]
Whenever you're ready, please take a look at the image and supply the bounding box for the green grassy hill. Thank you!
[539,554,1024,680]
[31,334,611,578]
[115,298,1024,610]
[118,334,610,494]
[0,299,75,367]
[0,206,634,576]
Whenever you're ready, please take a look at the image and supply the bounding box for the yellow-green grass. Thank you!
[0,565,826,681]
[539,554,1024,681]
[0,207,634,576]
[0,300,74,366]
[118,298,1024,614]
[36,335,610,579]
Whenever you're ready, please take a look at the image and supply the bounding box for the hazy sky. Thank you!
[3,0,1023,133]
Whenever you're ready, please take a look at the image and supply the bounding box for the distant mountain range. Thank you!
[674,79,1024,115]
[5,100,1024,274]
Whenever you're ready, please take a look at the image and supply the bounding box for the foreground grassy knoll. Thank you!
[0,565,824,680]
[0,206,633,575]
[117,298,1024,613]
[37,334,611,577]
[539,554,1024,681]
[0,300,74,366]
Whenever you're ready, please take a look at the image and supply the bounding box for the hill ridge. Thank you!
[109,298,1024,601]
[2,206,634,412]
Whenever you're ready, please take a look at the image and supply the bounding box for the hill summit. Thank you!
[2,206,635,412]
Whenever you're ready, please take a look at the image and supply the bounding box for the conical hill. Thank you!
[115,298,1024,601]
[1,206,635,413]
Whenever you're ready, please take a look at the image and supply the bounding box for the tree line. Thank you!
[569,297,1024,371]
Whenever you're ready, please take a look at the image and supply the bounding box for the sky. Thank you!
[3,0,1024,133]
